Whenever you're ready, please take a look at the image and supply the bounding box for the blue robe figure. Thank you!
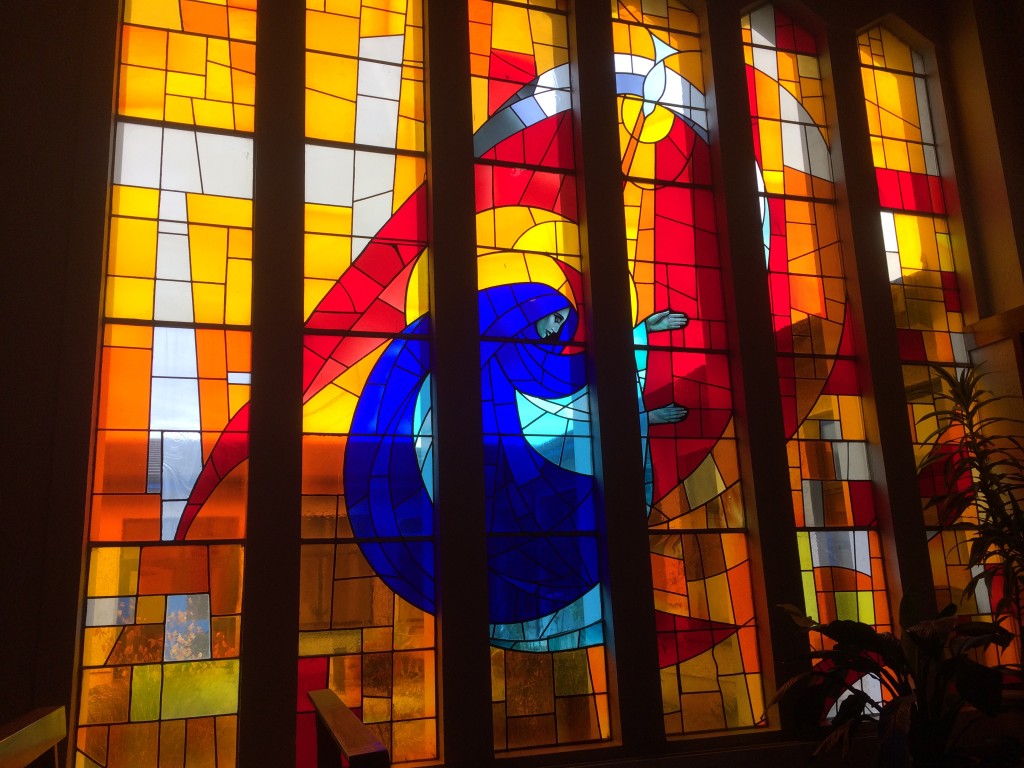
[345,283,599,627]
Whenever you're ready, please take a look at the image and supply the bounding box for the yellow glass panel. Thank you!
[361,6,406,37]
[136,596,165,623]
[120,65,166,121]
[514,221,580,256]
[189,225,228,283]
[394,155,425,212]
[79,668,131,725]
[881,136,910,172]
[857,589,877,624]
[165,94,195,124]
[228,382,250,419]
[124,0,184,30]
[193,282,226,324]
[393,650,436,718]
[477,252,574,299]
[628,22,655,60]
[304,381,361,434]
[228,227,253,260]
[401,250,430,324]
[306,50,358,97]
[869,136,886,168]
[404,24,423,62]
[490,5,532,54]
[193,99,236,128]
[113,186,161,220]
[87,547,141,598]
[106,276,155,320]
[396,117,423,152]
[307,11,360,55]
[908,142,927,175]
[227,7,257,41]
[187,194,252,227]
[879,26,915,73]
[894,213,938,270]
[363,627,392,652]
[167,71,206,98]
[130,665,162,722]
[838,396,866,440]
[168,33,207,74]
[205,62,233,101]
[304,278,335,318]
[306,93,356,144]
[162,661,239,719]
[305,233,348,280]
[297,630,362,656]
[324,0,360,13]
[82,628,121,667]
[224,259,252,325]
[362,697,391,723]
[306,204,352,236]
[391,719,437,763]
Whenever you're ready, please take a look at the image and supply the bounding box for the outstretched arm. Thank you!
[645,309,689,333]
[648,404,688,424]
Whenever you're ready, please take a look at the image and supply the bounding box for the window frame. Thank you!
[40,1,1001,767]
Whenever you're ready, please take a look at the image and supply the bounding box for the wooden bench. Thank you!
[0,706,66,768]
[307,690,390,768]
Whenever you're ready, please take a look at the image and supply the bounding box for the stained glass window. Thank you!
[75,2,1002,764]
[296,1,436,764]
[612,0,764,735]
[120,0,256,131]
[857,26,1010,659]
[743,6,891,651]
[77,1,256,765]
[470,0,613,749]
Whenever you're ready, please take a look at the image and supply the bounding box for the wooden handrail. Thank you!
[0,706,66,768]
[307,689,390,767]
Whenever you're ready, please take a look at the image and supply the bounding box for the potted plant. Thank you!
[919,365,1024,637]
[776,603,1018,766]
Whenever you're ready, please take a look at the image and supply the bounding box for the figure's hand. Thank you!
[648,404,688,424]
[645,309,689,333]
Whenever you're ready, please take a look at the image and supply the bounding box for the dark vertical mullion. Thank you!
[237,0,305,764]
[824,29,937,623]
[570,5,664,752]
[29,0,119,753]
[704,1,808,728]
[423,2,493,766]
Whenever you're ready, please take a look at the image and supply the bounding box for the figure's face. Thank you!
[535,310,567,339]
